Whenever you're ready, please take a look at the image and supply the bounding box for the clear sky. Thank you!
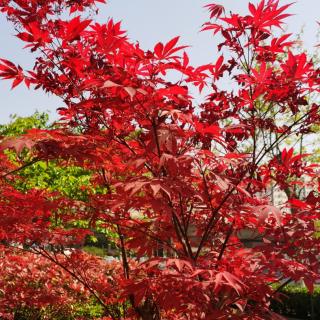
[0,0,319,123]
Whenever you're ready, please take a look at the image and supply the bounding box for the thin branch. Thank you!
[0,158,39,179]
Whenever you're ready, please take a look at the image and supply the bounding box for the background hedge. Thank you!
[271,285,320,319]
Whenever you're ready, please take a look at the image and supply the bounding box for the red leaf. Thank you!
[102,80,121,88]
[201,22,222,35]
[204,3,225,20]
[1,137,36,155]
[154,42,164,59]
[0,59,24,88]
[289,199,308,209]
[304,278,314,294]
[16,32,34,42]
[150,182,161,196]
[163,36,180,55]
[123,86,136,100]
[214,271,245,295]
[64,17,91,42]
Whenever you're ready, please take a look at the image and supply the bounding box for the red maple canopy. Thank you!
[0,0,320,319]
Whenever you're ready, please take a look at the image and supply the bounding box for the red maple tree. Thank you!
[0,0,320,319]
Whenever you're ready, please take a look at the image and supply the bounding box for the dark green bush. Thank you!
[270,285,320,319]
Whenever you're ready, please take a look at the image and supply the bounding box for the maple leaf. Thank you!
[16,22,51,46]
[214,271,246,296]
[154,37,188,60]
[0,136,36,155]
[204,3,225,20]
[249,0,293,32]
[64,16,92,42]
[0,59,24,89]
[201,22,222,35]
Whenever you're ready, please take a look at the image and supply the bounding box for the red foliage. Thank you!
[0,247,123,319]
[0,0,320,319]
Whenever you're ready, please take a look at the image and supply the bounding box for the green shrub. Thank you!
[270,285,320,319]
[82,245,107,257]
[13,299,104,320]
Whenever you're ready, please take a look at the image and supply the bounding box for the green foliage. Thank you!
[0,112,50,136]
[83,230,119,257]
[315,220,320,238]
[16,161,94,200]
[270,285,320,319]
[82,245,107,257]
[0,112,103,200]
[73,299,105,319]
[13,299,104,319]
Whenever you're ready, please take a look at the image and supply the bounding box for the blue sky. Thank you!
[0,0,319,123]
